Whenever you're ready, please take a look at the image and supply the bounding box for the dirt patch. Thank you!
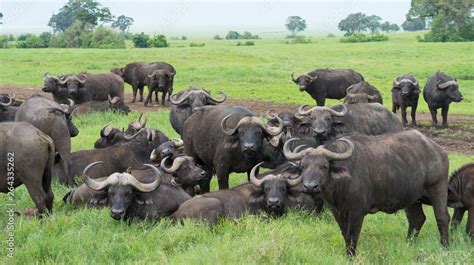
[2,84,473,156]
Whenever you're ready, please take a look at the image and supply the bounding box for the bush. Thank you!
[16,35,48,48]
[132,32,150,48]
[226,31,240,39]
[17,33,33,41]
[285,36,312,44]
[39,32,52,47]
[181,36,187,40]
[340,33,388,43]
[213,35,222,40]
[150,34,168,48]
[190,42,205,47]
[89,26,125,49]
[8,34,15,41]
[327,33,336,38]
[226,30,259,40]
[0,35,10,48]
[236,41,254,46]
[50,21,93,48]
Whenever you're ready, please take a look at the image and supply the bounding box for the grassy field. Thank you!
[1,32,474,264]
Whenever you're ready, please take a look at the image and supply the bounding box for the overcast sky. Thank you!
[0,0,412,35]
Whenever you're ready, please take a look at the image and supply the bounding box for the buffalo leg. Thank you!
[401,106,408,127]
[331,208,348,240]
[139,85,144,102]
[451,208,466,228]
[216,167,230,190]
[316,98,325,107]
[405,202,426,239]
[345,213,365,256]
[428,106,438,129]
[441,105,449,128]
[144,89,153,107]
[131,84,138,103]
[155,90,159,103]
[427,184,450,247]
[411,103,418,127]
[467,207,474,238]
[392,102,398,114]
[24,181,53,216]
[161,90,167,106]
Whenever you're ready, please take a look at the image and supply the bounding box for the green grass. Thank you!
[1,110,473,264]
[0,32,473,114]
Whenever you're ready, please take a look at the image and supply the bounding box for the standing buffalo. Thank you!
[42,73,71,104]
[344,81,383,104]
[59,73,124,104]
[392,74,420,127]
[423,71,463,129]
[169,87,227,135]
[448,163,474,238]
[75,95,130,115]
[183,106,283,192]
[284,130,450,256]
[297,103,402,145]
[1,122,55,216]
[292,69,364,106]
[145,62,176,106]
[0,94,18,122]
[112,62,147,103]
[15,95,78,186]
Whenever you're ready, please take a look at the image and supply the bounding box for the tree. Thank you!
[402,18,426,31]
[112,15,134,33]
[48,0,114,32]
[39,32,52,47]
[150,35,168,48]
[0,12,3,24]
[132,32,150,48]
[366,15,382,34]
[285,16,306,37]
[338,13,368,36]
[226,31,240,39]
[390,24,400,32]
[381,22,400,33]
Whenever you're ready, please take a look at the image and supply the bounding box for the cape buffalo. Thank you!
[284,131,450,256]
[423,71,463,129]
[149,139,184,165]
[145,62,176,106]
[291,69,364,106]
[448,163,474,238]
[15,94,78,186]
[59,72,124,104]
[392,74,420,127]
[42,73,71,104]
[344,81,383,104]
[169,87,227,135]
[297,103,403,145]
[1,122,55,216]
[0,94,18,122]
[183,106,284,192]
[75,95,130,115]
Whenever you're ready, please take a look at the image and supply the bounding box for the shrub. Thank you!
[39,32,52,47]
[150,34,168,48]
[132,32,150,48]
[181,36,187,40]
[340,33,388,43]
[226,31,259,40]
[50,21,93,48]
[236,41,254,46]
[285,36,312,44]
[0,35,10,48]
[89,26,125,49]
[17,33,33,41]
[327,33,336,38]
[190,42,205,47]
[213,35,222,40]
[240,31,259,39]
[226,31,240,39]
[16,35,48,48]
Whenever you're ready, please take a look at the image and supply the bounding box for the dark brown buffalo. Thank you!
[448,163,474,238]
[423,71,463,129]
[15,94,78,186]
[183,106,283,192]
[344,81,383,104]
[0,122,55,216]
[392,74,420,127]
[297,103,402,146]
[292,69,364,106]
[42,73,71,104]
[75,95,130,115]
[169,87,227,135]
[59,72,124,104]
[284,130,450,256]
[145,62,176,106]
[150,139,184,165]
[0,94,18,122]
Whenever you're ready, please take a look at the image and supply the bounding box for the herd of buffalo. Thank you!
[1,61,473,256]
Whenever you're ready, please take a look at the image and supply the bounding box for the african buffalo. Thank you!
[183,106,283,192]
[297,103,403,145]
[284,130,450,256]
[169,87,227,135]
[75,95,130,115]
[423,71,463,129]
[292,69,364,106]
[0,94,18,122]
[15,95,78,186]
[1,122,55,216]
[391,74,420,127]
[448,163,474,238]
[59,73,124,104]
[344,81,383,104]
[145,62,176,106]
[149,139,184,165]
[42,73,71,104]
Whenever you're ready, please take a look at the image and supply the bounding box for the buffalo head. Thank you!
[111,67,124,77]
[159,155,207,186]
[291,72,318,91]
[108,95,130,115]
[170,87,227,111]
[59,99,79,137]
[127,113,147,134]
[392,76,420,98]
[82,162,162,220]
[297,104,348,140]
[147,69,176,90]
[94,126,142,148]
[150,139,184,164]
[436,76,463,103]
[59,74,87,94]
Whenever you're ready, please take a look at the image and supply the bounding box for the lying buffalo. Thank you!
[75,95,130,115]
[423,71,463,129]
[183,106,283,192]
[59,73,124,104]
[392,74,420,127]
[150,139,184,165]
[15,95,78,186]
[448,163,474,238]
[344,81,383,104]
[297,103,402,145]
[1,122,55,216]
[292,69,364,106]
[145,62,176,106]
[169,87,227,135]
[284,130,450,256]
[172,162,319,224]
[0,94,18,122]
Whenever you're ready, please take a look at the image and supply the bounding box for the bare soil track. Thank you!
[2,84,473,156]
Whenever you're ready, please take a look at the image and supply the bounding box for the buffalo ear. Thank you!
[330,166,351,180]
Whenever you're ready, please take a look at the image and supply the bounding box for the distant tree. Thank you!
[366,15,382,34]
[338,13,368,36]
[390,24,400,32]
[181,36,187,40]
[17,34,33,41]
[48,0,114,32]
[0,12,3,24]
[401,18,426,31]
[8,34,15,41]
[50,20,94,48]
[285,16,306,37]
[226,31,240,39]
[132,32,150,48]
[150,35,168,48]
[213,34,223,40]
[381,22,400,32]
[112,15,134,33]
[39,32,52,47]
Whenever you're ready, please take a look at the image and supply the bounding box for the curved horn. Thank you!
[326,104,348,117]
[367,95,377,100]
[265,110,278,121]
[101,125,113,137]
[169,91,190,105]
[283,138,306,161]
[316,138,354,161]
[207,90,227,103]
[77,75,87,83]
[123,128,143,141]
[66,99,75,114]
[220,114,238,136]
[262,113,284,136]
[172,139,184,147]
[160,156,187,173]
[437,80,457,89]
[131,164,162,192]
[285,167,303,187]
[139,113,147,128]
[110,96,119,104]
[297,105,317,116]
[249,162,265,187]
[58,75,72,84]
[0,94,14,107]
[147,74,153,79]
[108,94,112,103]
[82,161,112,191]
[346,84,355,95]
[291,72,298,82]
